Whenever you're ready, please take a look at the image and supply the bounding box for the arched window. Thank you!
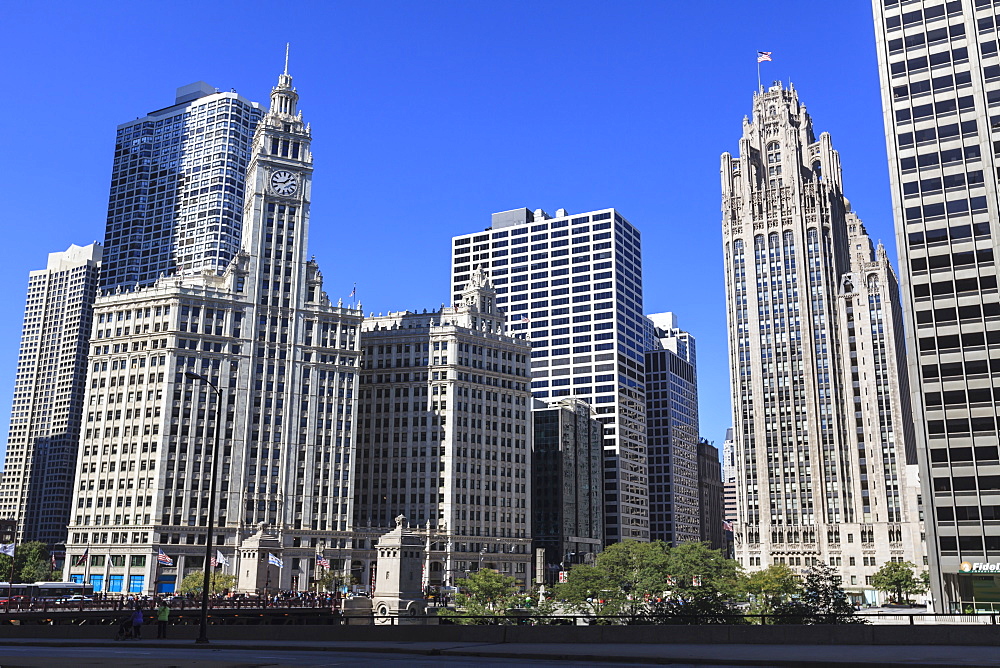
[766,142,782,187]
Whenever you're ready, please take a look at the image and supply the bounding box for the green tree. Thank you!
[555,540,743,624]
[773,563,864,624]
[739,563,803,619]
[177,571,237,595]
[0,542,58,584]
[315,570,357,593]
[871,561,927,604]
[555,563,619,617]
[662,542,741,601]
[649,542,743,624]
[557,540,672,621]
[437,569,521,624]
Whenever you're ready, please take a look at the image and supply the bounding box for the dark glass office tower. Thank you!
[102,82,264,290]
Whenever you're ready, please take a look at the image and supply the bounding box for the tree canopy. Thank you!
[773,563,863,624]
[870,561,926,604]
[177,571,237,595]
[555,540,743,623]
[0,542,59,583]
[438,568,522,624]
[738,563,802,616]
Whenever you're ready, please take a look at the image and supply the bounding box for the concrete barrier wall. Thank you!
[0,623,998,645]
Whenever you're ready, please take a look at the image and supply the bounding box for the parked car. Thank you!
[55,595,93,603]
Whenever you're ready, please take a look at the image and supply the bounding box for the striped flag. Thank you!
[157,549,173,566]
[75,548,89,567]
[211,550,229,568]
[268,553,283,568]
[316,554,330,569]
[757,51,773,63]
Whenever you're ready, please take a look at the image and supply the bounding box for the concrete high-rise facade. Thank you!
[644,316,700,546]
[101,82,264,291]
[0,244,102,546]
[352,270,533,588]
[872,0,1000,612]
[531,397,604,581]
[451,207,648,543]
[722,427,737,522]
[722,83,923,602]
[63,67,362,595]
[697,439,726,551]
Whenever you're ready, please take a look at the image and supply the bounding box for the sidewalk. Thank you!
[0,637,997,667]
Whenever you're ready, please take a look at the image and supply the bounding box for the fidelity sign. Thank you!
[959,561,1000,573]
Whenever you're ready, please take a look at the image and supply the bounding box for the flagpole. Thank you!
[757,52,762,93]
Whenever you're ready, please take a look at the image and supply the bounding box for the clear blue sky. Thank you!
[0,1,893,460]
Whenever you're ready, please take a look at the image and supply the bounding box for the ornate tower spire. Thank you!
[270,43,298,117]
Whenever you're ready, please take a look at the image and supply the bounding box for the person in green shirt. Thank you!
[156,600,171,638]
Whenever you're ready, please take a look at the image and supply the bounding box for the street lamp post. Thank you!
[185,371,223,645]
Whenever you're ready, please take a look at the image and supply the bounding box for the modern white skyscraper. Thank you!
[353,271,533,588]
[647,312,696,372]
[101,82,265,290]
[0,244,102,546]
[63,66,362,595]
[451,207,648,543]
[722,83,923,603]
[872,0,1000,612]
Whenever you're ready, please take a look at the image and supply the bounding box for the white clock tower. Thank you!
[65,55,363,595]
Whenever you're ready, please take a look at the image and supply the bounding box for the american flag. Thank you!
[722,520,734,532]
[157,549,173,566]
[211,550,229,568]
[349,283,356,300]
[74,548,89,567]
[757,51,773,63]
[316,554,330,569]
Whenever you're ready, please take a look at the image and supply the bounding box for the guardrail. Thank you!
[0,598,339,615]
[3,607,999,626]
[360,612,1000,626]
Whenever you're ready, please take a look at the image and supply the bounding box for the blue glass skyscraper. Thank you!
[102,82,264,290]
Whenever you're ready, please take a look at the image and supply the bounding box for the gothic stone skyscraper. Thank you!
[64,67,361,595]
[872,0,1000,612]
[721,83,923,602]
[102,82,264,290]
[0,244,102,545]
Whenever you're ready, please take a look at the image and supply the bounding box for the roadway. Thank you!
[0,638,997,667]
[0,644,700,668]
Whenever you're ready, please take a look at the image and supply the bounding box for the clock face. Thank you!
[270,170,298,196]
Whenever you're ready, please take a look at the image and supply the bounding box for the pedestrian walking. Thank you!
[131,604,145,639]
[156,599,171,638]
